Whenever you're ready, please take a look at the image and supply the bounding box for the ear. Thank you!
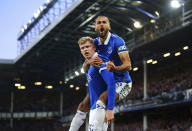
[93,45,96,51]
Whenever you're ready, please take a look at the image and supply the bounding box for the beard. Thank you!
[97,29,108,38]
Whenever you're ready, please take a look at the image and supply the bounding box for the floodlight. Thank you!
[133,67,138,71]
[152,60,158,64]
[174,52,181,56]
[81,68,85,73]
[70,84,74,88]
[75,86,80,90]
[34,82,42,86]
[163,53,171,57]
[45,85,53,89]
[170,0,181,8]
[75,71,79,76]
[134,21,142,29]
[183,46,189,50]
[147,59,153,64]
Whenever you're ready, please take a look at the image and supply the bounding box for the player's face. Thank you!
[80,41,96,59]
[95,17,111,38]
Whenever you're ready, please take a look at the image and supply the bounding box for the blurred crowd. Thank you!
[114,108,192,131]
[0,119,55,131]
[0,52,192,131]
[0,89,85,112]
[0,58,192,113]
[127,61,192,100]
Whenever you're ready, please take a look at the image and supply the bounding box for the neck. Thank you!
[100,31,109,43]
[87,52,97,60]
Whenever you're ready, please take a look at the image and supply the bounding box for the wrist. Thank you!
[113,66,118,72]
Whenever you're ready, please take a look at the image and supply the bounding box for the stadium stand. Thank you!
[0,119,56,131]
[1,0,192,130]
[114,107,192,131]
[127,56,192,100]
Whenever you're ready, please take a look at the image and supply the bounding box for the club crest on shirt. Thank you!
[86,74,92,83]
[107,46,112,54]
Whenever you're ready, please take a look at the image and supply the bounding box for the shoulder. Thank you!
[111,33,125,46]
[111,33,124,42]
[94,37,99,45]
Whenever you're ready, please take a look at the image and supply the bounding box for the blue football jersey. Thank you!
[87,55,116,110]
[94,32,132,83]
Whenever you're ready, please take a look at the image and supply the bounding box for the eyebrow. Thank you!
[97,20,107,23]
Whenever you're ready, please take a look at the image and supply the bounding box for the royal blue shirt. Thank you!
[94,32,132,83]
[87,54,116,110]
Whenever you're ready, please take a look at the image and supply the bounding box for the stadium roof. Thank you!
[1,0,192,91]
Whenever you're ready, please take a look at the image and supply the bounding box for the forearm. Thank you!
[114,63,132,72]
[107,83,116,110]
[115,52,132,72]
[83,60,90,73]
[100,69,116,110]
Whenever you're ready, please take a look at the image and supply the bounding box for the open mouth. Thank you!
[85,52,89,56]
[100,27,104,33]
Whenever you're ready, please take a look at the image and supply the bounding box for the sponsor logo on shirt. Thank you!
[118,45,126,51]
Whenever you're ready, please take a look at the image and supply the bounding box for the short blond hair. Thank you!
[78,36,94,46]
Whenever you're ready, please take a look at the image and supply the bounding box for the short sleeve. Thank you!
[115,37,128,54]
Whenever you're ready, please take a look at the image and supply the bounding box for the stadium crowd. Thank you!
[0,53,192,130]
[114,108,192,131]
[127,60,192,100]
[0,119,55,131]
[0,58,191,113]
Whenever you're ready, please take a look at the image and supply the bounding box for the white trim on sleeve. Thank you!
[99,67,107,73]
[118,51,128,54]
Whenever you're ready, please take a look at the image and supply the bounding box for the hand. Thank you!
[107,61,116,72]
[87,56,104,67]
[105,110,114,125]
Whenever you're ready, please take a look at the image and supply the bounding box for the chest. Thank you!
[97,43,116,57]
[87,66,99,82]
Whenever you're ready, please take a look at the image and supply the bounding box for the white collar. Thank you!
[91,52,98,59]
[99,32,111,45]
